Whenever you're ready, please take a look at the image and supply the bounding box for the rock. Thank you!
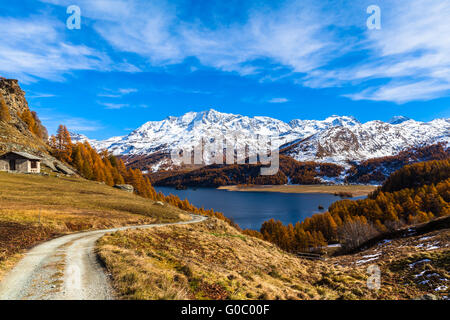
[113,184,134,193]
[154,201,165,206]
[41,160,58,172]
[416,294,439,300]
[55,162,76,175]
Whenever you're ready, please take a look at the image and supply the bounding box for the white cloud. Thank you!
[98,102,129,110]
[307,0,450,103]
[118,88,138,95]
[98,88,138,98]
[42,0,338,76]
[26,93,57,98]
[345,80,450,104]
[268,97,289,103]
[18,0,450,103]
[0,16,116,82]
[39,112,103,134]
[98,100,149,110]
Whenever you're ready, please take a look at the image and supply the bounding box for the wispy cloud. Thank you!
[98,100,149,110]
[0,16,115,82]
[305,0,450,103]
[26,92,57,98]
[118,88,138,95]
[39,112,104,134]
[98,102,130,110]
[97,88,138,98]
[268,97,289,103]
[42,0,339,76]
[14,0,450,103]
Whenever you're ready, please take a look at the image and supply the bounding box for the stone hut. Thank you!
[0,151,41,173]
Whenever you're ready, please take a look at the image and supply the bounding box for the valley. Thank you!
[1,0,449,305]
[155,186,351,230]
[0,77,448,301]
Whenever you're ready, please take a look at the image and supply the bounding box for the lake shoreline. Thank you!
[217,184,378,197]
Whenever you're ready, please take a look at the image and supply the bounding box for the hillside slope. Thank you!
[153,155,345,187]
[0,78,75,173]
[0,171,190,280]
[0,79,48,154]
[97,216,449,300]
[332,216,449,299]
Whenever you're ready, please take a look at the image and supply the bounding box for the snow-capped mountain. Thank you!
[388,116,411,125]
[70,132,124,151]
[93,109,300,161]
[75,109,449,170]
[284,118,450,164]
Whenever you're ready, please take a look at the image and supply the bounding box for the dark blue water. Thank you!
[155,187,364,230]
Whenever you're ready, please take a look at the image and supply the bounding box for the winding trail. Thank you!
[0,215,207,300]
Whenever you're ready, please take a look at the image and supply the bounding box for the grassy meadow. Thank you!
[97,217,449,300]
[0,171,191,279]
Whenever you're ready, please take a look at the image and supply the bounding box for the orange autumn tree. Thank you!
[18,109,47,139]
[0,96,11,122]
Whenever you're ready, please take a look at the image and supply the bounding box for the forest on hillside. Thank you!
[250,159,450,253]
[152,144,449,188]
[345,143,449,184]
[154,155,344,187]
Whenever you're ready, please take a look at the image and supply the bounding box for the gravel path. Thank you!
[0,215,207,300]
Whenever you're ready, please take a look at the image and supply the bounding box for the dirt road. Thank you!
[0,215,207,300]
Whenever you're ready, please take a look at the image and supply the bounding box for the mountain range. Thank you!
[72,109,449,171]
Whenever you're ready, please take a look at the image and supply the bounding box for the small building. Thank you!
[0,151,41,173]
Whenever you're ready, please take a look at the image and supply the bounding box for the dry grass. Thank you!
[218,185,377,197]
[97,218,406,300]
[0,172,188,220]
[332,229,450,299]
[0,171,190,279]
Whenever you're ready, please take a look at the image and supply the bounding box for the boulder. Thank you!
[416,294,439,300]
[113,184,134,193]
[55,162,76,175]
[154,201,165,206]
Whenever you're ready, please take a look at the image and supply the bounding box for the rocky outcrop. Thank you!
[0,78,47,139]
[55,162,76,175]
[0,78,75,176]
[0,78,29,120]
[113,184,134,193]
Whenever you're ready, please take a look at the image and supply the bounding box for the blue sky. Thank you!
[0,0,449,139]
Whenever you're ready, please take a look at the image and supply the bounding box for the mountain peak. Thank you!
[388,116,411,124]
[324,115,360,126]
[81,109,449,168]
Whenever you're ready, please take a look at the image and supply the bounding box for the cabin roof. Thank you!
[1,151,41,160]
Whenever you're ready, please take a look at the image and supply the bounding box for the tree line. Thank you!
[154,155,344,187]
[345,143,449,184]
[245,159,450,252]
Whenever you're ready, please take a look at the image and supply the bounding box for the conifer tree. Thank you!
[0,96,11,122]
